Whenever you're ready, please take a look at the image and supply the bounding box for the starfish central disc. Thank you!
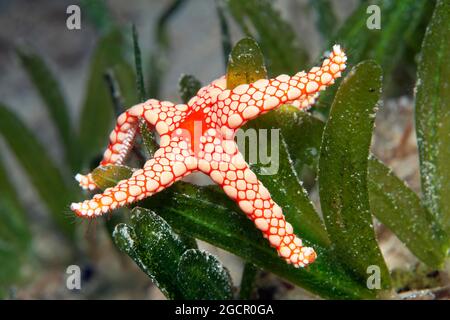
[175,109,211,154]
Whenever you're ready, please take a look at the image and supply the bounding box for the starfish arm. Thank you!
[100,105,143,167]
[285,92,320,110]
[188,76,226,110]
[75,103,145,190]
[70,141,196,218]
[75,99,190,190]
[138,99,191,135]
[219,45,346,129]
[202,146,316,268]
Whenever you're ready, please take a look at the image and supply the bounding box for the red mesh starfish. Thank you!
[71,45,347,268]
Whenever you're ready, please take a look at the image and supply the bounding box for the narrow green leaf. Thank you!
[132,24,147,102]
[17,49,79,170]
[91,165,134,189]
[0,157,31,292]
[368,157,448,268]
[239,263,258,299]
[225,0,309,75]
[318,61,390,288]
[144,183,375,299]
[178,74,202,104]
[0,105,75,237]
[79,29,130,164]
[177,249,233,300]
[226,38,267,90]
[0,158,30,248]
[113,207,192,299]
[415,0,450,234]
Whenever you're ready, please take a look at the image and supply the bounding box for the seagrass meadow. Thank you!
[0,0,448,300]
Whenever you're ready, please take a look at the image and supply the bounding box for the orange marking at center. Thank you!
[177,109,209,154]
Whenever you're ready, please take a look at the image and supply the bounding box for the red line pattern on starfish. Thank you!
[71,45,347,267]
